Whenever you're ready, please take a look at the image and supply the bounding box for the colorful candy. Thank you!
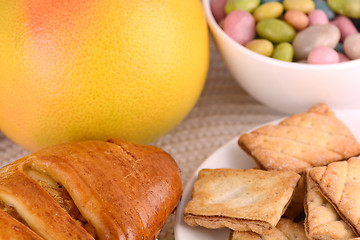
[307,47,339,64]
[284,10,310,30]
[328,0,360,18]
[225,0,260,14]
[260,0,282,3]
[338,52,350,62]
[272,42,294,62]
[331,15,358,41]
[245,39,274,56]
[223,10,256,45]
[283,0,315,13]
[256,19,296,43]
[308,9,329,25]
[335,42,346,54]
[344,33,360,59]
[292,24,340,60]
[253,2,284,21]
[314,0,337,20]
[215,0,360,64]
[211,0,228,22]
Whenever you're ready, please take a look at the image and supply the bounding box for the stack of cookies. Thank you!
[183,104,360,239]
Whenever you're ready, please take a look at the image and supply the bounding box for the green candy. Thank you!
[225,0,261,14]
[256,19,296,43]
[272,42,294,62]
[328,0,360,18]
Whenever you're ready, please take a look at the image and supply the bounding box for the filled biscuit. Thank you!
[183,168,300,234]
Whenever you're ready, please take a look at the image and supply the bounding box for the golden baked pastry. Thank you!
[304,170,356,239]
[0,209,43,240]
[309,157,360,237]
[0,139,182,240]
[183,168,300,234]
[229,218,307,240]
[238,103,360,173]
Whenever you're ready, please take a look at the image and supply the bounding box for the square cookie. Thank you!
[183,168,300,234]
[238,103,360,173]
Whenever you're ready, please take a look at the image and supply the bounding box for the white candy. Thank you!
[344,33,360,60]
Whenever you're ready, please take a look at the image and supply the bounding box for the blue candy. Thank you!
[314,0,336,20]
[260,0,283,4]
[335,42,345,54]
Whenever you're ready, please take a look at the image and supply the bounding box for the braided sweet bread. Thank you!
[0,139,182,240]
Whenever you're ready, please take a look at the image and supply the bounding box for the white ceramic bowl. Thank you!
[202,0,360,114]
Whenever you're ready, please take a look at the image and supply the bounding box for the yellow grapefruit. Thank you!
[0,0,209,151]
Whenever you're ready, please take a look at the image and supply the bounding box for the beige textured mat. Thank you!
[0,37,285,239]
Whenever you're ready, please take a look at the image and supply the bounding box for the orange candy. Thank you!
[284,10,309,31]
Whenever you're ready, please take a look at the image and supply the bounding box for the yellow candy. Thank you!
[245,39,274,56]
[253,2,284,21]
[283,0,315,13]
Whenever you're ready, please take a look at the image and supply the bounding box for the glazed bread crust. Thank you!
[0,139,182,240]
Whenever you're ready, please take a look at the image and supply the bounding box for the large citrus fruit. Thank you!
[0,0,209,151]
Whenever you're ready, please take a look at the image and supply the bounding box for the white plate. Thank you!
[174,109,360,240]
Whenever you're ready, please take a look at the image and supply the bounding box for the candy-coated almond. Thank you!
[211,0,228,22]
[225,0,260,14]
[331,15,358,42]
[283,0,315,13]
[223,10,256,45]
[344,33,360,59]
[284,10,309,30]
[328,0,360,18]
[338,52,350,62]
[308,9,329,25]
[256,19,296,43]
[307,47,339,64]
[272,42,294,62]
[253,2,284,21]
[245,39,274,56]
[292,24,340,60]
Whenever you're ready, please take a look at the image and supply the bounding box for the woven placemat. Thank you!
[0,38,286,239]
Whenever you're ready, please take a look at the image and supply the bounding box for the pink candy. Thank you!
[338,52,350,62]
[331,15,358,42]
[223,10,256,45]
[308,10,329,25]
[307,47,339,64]
[211,0,228,23]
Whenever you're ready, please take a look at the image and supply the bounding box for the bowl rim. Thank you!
[202,0,360,70]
